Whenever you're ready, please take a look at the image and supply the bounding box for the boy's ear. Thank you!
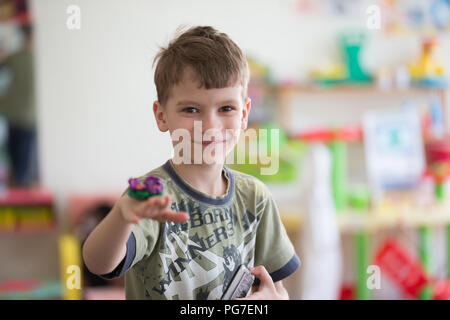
[241,98,251,130]
[153,101,169,132]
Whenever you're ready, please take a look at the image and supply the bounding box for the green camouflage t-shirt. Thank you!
[104,159,300,300]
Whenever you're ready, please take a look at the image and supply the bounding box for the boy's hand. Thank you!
[235,266,289,300]
[118,194,189,225]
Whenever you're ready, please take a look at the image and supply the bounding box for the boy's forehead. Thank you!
[168,67,245,105]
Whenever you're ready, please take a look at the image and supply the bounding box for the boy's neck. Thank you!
[169,159,228,197]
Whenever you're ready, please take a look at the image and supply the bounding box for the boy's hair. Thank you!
[153,26,250,106]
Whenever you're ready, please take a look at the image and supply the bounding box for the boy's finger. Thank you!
[162,195,171,209]
[160,210,189,223]
[144,196,164,210]
[234,292,260,300]
[154,195,171,208]
[143,197,157,210]
[164,194,171,205]
[250,266,274,290]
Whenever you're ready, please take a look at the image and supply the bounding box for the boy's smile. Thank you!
[153,67,251,165]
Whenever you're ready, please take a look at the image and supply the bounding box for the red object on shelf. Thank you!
[295,126,363,143]
[425,137,450,183]
[0,278,40,293]
[0,188,53,206]
[425,136,450,164]
[374,239,428,298]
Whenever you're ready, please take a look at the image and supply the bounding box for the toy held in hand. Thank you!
[128,175,164,200]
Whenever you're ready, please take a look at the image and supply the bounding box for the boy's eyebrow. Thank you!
[176,100,240,107]
[176,100,202,106]
[217,99,240,106]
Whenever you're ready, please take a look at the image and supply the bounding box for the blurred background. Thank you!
[1,0,450,300]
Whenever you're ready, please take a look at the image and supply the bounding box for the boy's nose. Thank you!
[201,112,218,131]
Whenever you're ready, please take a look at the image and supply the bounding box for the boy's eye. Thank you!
[220,106,234,112]
[182,107,198,113]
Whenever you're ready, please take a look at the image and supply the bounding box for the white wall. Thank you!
[31,0,450,218]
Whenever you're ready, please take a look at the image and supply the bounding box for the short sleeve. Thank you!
[130,218,160,265]
[253,185,301,282]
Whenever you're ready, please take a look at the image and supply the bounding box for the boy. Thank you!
[82,26,300,300]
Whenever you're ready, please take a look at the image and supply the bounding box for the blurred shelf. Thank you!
[0,187,53,206]
[0,278,62,300]
[276,83,447,96]
[0,225,57,235]
[250,82,447,97]
[250,82,449,131]
[0,187,56,234]
[280,200,450,234]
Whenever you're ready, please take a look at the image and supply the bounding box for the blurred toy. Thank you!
[229,124,305,183]
[430,0,450,31]
[434,279,450,300]
[298,143,342,299]
[127,175,164,200]
[425,136,450,201]
[409,38,447,88]
[389,0,450,34]
[311,61,347,85]
[296,125,363,211]
[311,31,373,85]
[340,32,372,83]
[376,64,411,91]
[375,235,450,300]
[415,169,435,207]
[374,239,429,298]
[363,106,425,192]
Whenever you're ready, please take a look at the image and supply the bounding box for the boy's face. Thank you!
[153,67,251,165]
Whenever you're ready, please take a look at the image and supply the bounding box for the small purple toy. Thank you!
[128,175,164,200]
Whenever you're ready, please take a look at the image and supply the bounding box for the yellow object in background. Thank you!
[409,38,445,79]
[311,61,347,82]
[0,207,16,231]
[17,206,53,231]
[58,233,82,300]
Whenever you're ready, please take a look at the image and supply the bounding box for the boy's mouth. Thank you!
[200,139,225,146]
